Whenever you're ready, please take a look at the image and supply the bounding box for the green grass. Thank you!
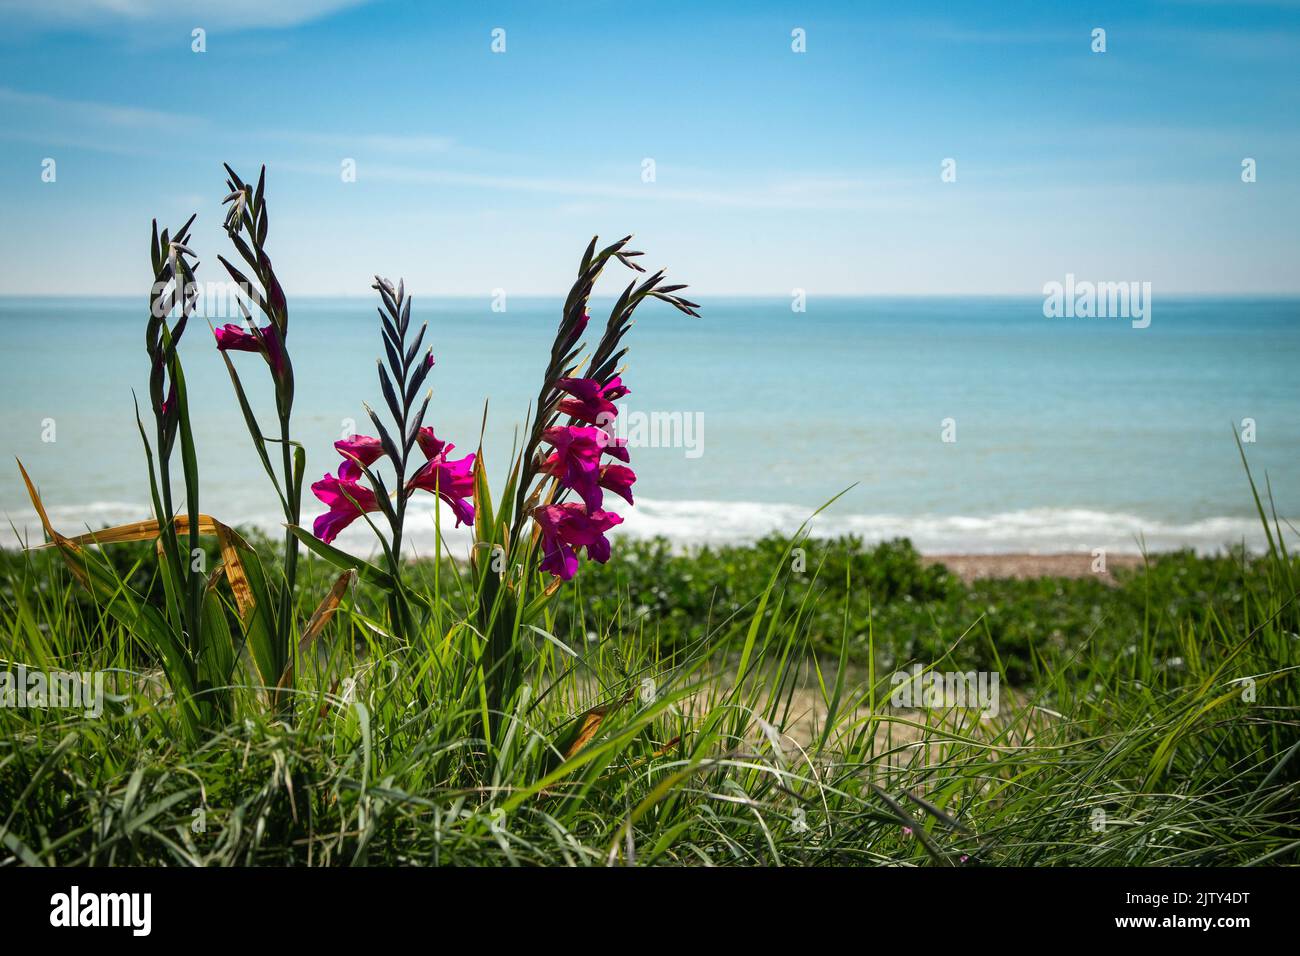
[2,520,1297,866]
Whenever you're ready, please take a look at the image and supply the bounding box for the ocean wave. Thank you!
[621,500,1276,554]
[1,497,1283,556]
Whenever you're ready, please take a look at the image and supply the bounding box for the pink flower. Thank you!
[598,464,636,506]
[407,451,476,527]
[334,429,449,480]
[311,473,379,543]
[541,425,629,510]
[601,435,629,463]
[532,503,623,580]
[562,311,590,350]
[318,426,476,534]
[415,426,449,460]
[334,434,384,481]
[214,323,286,378]
[556,376,629,425]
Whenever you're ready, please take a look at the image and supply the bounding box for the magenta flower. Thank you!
[407,450,477,527]
[334,434,385,480]
[213,323,257,351]
[541,425,629,510]
[556,375,629,425]
[315,425,476,538]
[598,463,636,506]
[601,434,630,463]
[311,473,380,543]
[214,322,286,377]
[561,311,590,351]
[532,503,623,580]
[335,429,447,480]
[415,426,449,460]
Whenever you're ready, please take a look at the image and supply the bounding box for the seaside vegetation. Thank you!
[1,168,1297,867]
[2,526,1297,865]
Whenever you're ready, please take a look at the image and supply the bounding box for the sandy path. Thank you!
[923,552,1145,584]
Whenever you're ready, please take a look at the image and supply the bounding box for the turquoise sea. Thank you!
[1,295,1296,556]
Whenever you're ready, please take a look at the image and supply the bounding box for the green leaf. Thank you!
[217,349,288,513]
[287,524,400,593]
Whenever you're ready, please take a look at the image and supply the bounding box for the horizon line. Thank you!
[3,291,1300,300]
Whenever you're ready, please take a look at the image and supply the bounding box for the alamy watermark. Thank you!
[1,664,104,718]
[149,278,268,320]
[889,664,1000,719]
[1042,274,1152,329]
[595,406,704,459]
[50,886,150,936]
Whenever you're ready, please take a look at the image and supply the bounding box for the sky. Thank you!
[0,0,1297,296]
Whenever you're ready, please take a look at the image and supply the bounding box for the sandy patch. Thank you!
[923,552,1145,584]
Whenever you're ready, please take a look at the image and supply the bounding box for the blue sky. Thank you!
[1,0,1297,295]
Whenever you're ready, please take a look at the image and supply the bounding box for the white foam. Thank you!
[620,499,1276,554]
[1,496,1283,557]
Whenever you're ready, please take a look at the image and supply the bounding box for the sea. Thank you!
[1,295,1296,559]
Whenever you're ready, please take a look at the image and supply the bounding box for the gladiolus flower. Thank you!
[317,425,476,535]
[335,434,384,480]
[561,311,590,350]
[542,425,629,510]
[311,473,380,543]
[415,426,448,460]
[598,463,636,506]
[556,375,629,425]
[532,503,623,580]
[214,322,286,378]
[334,429,449,480]
[601,434,630,463]
[407,450,476,527]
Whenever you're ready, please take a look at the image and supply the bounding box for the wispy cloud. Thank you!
[0,85,203,132]
[273,130,459,157]
[0,0,372,30]
[273,158,919,211]
[0,86,909,212]
[915,22,1080,45]
[0,86,466,161]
